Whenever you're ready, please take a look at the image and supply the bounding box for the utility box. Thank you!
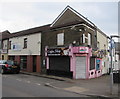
[113,70,120,83]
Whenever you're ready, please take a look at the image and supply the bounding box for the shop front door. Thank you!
[48,56,72,78]
[33,56,36,72]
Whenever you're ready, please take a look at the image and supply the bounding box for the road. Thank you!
[2,73,89,97]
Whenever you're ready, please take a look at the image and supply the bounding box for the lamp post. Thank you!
[109,35,120,95]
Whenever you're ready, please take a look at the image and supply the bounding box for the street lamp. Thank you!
[109,35,120,95]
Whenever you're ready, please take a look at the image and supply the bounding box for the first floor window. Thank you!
[9,41,11,49]
[88,33,91,45]
[24,38,27,48]
[57,33,64,45]
[97,41,100,49]
[81,34,86,44]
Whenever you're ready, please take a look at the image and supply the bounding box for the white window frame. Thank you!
[81,34,88,44]
[57,33,64,45]
[82,34,86,43]
[88,33,91,45]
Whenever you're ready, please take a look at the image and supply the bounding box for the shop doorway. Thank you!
[20,56,27,70]
[33,56,36,72]
[48,56,72,78]
[76,56,86,79]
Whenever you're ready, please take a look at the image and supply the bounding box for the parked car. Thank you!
[0,60,20,74]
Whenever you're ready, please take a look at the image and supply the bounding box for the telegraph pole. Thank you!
[110,36,113,95]
[109,35,120,95]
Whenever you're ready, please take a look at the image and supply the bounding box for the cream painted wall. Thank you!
[97,31,108,50]
[97,31,109,74]
[8,33,41,55]
[1,54,8,60]
[3,40,8,50]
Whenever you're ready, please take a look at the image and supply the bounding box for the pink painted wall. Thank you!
[45,46,102,79]
[46,57,49,69]
[71,46,92,79]
[72,55,76,79]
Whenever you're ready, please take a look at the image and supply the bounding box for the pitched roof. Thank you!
[0,30,11,40]
[50,5,108,38]
[50,5,95,28]
[10,24,50,38]
[97,28,108,38]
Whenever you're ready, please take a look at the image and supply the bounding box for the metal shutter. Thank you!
[49,56,70,72]
[76,57,86,79]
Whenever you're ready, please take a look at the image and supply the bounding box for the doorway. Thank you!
[20,56,27,70]
[33,56,36,72]
[2,55,4,60]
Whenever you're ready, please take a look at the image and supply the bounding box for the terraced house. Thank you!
[42,6,109,79]
[1,6,110,79]
[8,25,50,73]
[0,30,10,60]
[96,29,109,74]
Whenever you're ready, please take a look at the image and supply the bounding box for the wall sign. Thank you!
[47,47,69,56]
[12,44,21,51]
[79,47,89,53]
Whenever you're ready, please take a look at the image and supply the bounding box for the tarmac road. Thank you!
[2,73,89,97]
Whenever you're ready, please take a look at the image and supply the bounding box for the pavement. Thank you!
[20,71,120,99]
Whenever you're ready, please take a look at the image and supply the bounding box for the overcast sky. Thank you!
[0,1,118,37]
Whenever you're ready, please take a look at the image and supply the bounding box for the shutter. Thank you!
[49,56,70,72]
[76,57,86,79]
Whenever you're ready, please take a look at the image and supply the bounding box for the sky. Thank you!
[0,1,119,37]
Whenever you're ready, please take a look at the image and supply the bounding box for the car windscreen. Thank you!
[0,60,6,64]
[0,60,15,65]
[6,61,14,65]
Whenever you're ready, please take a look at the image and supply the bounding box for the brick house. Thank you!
[1,6,109,77]
[42,6,109,78]
[8,24,50,73]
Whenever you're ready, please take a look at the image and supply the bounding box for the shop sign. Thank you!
[12,44,21,51]
[79,47,89,53]
[47,48,69,56]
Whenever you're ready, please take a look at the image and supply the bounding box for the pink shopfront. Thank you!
[45,46,102,79]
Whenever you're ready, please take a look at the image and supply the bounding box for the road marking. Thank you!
[26,81,31,83]
[35,83,41,86]
[16,79,22,81]
[64,86,88,93]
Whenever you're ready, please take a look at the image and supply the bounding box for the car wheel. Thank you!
[16,71,20,74]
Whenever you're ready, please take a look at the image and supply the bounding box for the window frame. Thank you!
[9,41,11,49]
[57,33,64,45]
[88,33,92,45]
[24,38,27,49]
